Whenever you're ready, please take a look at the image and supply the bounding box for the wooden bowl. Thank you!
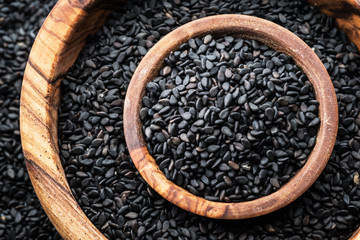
[123,14,338,219]
[18,0,360,239]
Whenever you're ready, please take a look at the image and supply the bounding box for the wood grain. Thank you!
[351,227,360,240]
[309,0,360,50]
[19,0,360,238]
[19,0,123,239]
[123,14,338,220]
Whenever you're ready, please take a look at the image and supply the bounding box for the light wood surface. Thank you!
[18,0,359,239]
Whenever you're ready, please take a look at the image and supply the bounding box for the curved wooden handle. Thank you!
[19,0,122,239]
[308,0,360,50]
[124,14,338,220]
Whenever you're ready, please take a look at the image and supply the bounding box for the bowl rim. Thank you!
[124,14,339,219]
[19,0,115,239]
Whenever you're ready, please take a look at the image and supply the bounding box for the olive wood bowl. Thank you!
[123,14,338,220]
[18,0,360,239]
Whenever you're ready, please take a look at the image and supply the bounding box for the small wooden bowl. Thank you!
[123,14,338,220]
[19,0,360,239]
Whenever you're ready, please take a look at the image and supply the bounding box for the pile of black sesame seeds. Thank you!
[141,34,319,202]
[58,0,360,239]
[0,0,351,239]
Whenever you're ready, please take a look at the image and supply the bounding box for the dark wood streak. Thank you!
[23,150,63,178]
[37,31,88,59]
[193,196,199,214]
[184,195,191,211]
[222,205,230,219]
[25,157,71,196]
[23,75,52,101]
[205,205,214,214]
[27,59,64,84]
[20,81,60,126]
[67,0,92,13]
[42,25,72,45]
[23,73,61,109]
[20,103,59,155]
[48,8,77,27]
